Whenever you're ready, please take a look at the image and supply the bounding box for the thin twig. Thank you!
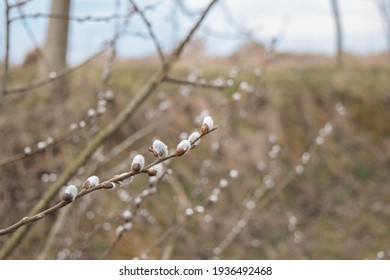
[91,119,169,181]
[175,0,203,17]
[0,128,71,168]
[5,46,109,95]
[100,165,171,260]
[109,126,218,184]
[0,92,116,169]
[129,0,166,65]
[15,3,53,72]
[0,201,69,236]
[8,0,33,9]
[170,1,217,60]
[218,1,255,38]
[9,1,161,22]
[10,12,133,23]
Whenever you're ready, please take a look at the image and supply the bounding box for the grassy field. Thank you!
[0,51,389,259]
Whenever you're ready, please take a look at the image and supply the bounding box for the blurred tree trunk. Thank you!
[0,0,11,105]
[40,0,71,97]
[330,0,343,66]
[377,0,390,62]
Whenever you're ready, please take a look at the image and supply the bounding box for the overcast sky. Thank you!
[1,0,387,65]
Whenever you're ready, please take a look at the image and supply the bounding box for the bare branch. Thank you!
[5,46,109,95]
[175,0,204,17]
[0,201,68,236]
[129,0,166,65]
[170,0,218,60]
[0,129,70,169]
[10,12,133,23]
[9,1,162,23]
[8,0,34,9]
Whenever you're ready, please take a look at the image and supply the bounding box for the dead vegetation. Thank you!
[0,35,389,260]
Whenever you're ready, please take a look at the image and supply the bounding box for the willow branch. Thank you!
[0,201,68,236]
[105,118,168,164]
[0,126,218,237]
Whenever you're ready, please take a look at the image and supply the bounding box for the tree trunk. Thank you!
[377,0,390,62]
[330,0,343,66]
[40,0,71,96]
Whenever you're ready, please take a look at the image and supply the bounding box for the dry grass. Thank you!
[0,51,389,259]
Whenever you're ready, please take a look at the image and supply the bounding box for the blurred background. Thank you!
[0,0,389,260]
[0,0,388,64]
